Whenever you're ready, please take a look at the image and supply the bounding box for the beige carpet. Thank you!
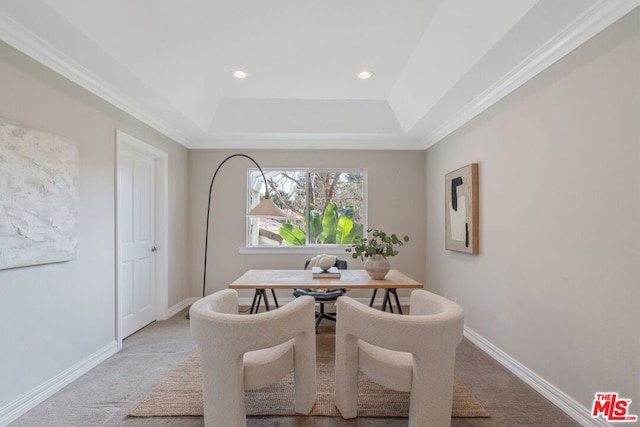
[130,330,489,419]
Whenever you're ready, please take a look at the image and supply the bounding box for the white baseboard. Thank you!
[1,301,603,427]
[169,299,610,426]
[464,326,609,427]
[0,341,118,427]
[167,297,199,319]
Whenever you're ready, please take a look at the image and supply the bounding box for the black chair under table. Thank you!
[293,257,348,332]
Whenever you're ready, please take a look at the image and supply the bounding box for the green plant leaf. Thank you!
[336,216,354,244]
[308,203,322,240]
[351,224,363,243]
[344,228,410,260]
[278,223,306,246]
[340,206,355,219]
[321,202,338,243]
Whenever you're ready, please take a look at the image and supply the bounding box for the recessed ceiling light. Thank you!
[233,70,248,79]
[357,70,374,80]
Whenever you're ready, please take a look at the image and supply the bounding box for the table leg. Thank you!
[381,289,393,313]
[271,289,280,308]
[262,289,271,311]
[250,290,260,314]
[391,289,403,315]
[249,289,273,313]
[368,289,378,307]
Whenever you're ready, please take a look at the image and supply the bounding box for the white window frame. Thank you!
[240,168,368,254]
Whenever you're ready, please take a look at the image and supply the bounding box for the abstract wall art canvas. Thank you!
[445,163,478,254]
[0,118,79,270]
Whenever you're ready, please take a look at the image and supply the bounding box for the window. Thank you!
[247,169,367,248]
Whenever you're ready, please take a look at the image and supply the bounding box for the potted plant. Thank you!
[345,229,410,279]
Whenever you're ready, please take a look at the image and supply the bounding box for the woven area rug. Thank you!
[130,329,489,419]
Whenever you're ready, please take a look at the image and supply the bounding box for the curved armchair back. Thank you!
[336,291,463,356]
[191,289,317,355]
[190,289,317,427]
[334,290,464,426]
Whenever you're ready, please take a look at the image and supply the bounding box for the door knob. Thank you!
[151,245,158,252]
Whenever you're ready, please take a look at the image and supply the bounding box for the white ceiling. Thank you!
[0,0,637,149]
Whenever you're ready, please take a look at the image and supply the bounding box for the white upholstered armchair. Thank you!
[334,289,464,427]
[190,289,317,427]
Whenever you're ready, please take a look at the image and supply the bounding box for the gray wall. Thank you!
[187,149,426,301]
[0,36,427,416]
[1,6,637,424]
[0,41,189,409]
[425,10,639,412]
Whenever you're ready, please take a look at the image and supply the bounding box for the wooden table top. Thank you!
[229,269,423,290]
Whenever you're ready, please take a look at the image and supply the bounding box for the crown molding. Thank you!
[0,11,190,146]
[189,133,425,150]
[1,0,636,151]
[420,0,640,150]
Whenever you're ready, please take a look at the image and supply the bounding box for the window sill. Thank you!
[239,246,351,256]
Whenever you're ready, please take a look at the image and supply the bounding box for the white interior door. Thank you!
[118,147,157,338]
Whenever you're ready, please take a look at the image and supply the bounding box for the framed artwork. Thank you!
[0,118,78,270]
[445,163,478,254]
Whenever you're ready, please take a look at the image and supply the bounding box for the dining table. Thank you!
[229,269,423,314]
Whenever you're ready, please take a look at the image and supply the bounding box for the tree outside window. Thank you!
[248,169,366,247]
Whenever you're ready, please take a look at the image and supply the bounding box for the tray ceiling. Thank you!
[0,0,636,149]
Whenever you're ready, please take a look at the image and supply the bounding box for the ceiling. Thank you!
[0,0,636,149]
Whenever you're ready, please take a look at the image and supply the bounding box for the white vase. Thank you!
[364,254,390,279]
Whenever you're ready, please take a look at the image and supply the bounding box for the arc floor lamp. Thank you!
[202,154,286,299]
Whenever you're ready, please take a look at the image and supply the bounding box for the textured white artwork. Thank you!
[0,119,79,270]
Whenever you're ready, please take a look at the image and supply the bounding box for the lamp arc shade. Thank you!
[248,197,286,218]
[202,153,286,299]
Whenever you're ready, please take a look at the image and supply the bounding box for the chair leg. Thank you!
[315,302,339,333]
[334,326,359,419]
